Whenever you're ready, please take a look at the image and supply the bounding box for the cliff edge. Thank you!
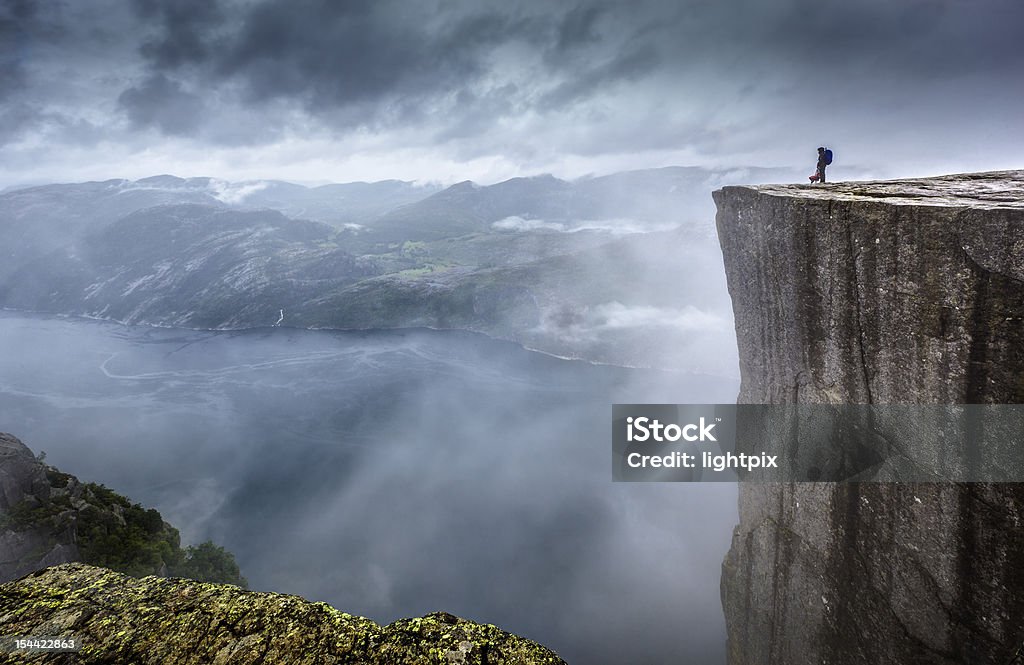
[715,171,1024,405]
[714,171,1024,664]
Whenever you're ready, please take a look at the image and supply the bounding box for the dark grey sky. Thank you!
[1,0,1021,185]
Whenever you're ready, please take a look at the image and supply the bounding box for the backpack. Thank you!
[824,148,833,165]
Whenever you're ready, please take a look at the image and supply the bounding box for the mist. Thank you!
[0,161,758,663]
[0,152,768,664]
[0,314,738,664]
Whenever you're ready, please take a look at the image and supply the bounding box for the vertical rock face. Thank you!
[0,434,79,580]
[714,172,1024,664]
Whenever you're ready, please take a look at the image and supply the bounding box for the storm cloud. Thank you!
[0,0,1021,184]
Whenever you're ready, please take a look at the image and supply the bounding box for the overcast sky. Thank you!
[1,0,1021,186]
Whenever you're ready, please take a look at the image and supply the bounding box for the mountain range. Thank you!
[0,166,800,371]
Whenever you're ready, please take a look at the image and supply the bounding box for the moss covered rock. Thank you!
[0,563,566,664]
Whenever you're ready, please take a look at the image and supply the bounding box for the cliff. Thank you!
[0,434,79,580]
[0,563,566,664]
[714,172,1024,664]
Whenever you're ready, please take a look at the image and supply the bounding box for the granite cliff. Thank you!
[714,172,1024,664]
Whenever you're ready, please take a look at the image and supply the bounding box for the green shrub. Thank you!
[3,474,246,586]
[172,542,248,588]
[72,483,243,585]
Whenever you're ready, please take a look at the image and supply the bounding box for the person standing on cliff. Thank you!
[815,147,828,183]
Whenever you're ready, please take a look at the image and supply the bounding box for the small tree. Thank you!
[174,541,248,588]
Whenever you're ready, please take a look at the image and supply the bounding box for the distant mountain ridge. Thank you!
[0,166,788,370]
[370,166,802,242]
[3,204,377,328]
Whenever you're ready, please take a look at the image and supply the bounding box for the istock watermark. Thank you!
[625,416,718,442]
[612,404,1024,482]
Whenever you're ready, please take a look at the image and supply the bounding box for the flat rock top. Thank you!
[719,170,1024,209]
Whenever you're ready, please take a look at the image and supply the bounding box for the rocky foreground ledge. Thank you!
[0,563,565,665]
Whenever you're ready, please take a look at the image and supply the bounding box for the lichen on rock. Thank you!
[0,563,566,664]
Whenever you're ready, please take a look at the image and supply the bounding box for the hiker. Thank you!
[810,146,832,183]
